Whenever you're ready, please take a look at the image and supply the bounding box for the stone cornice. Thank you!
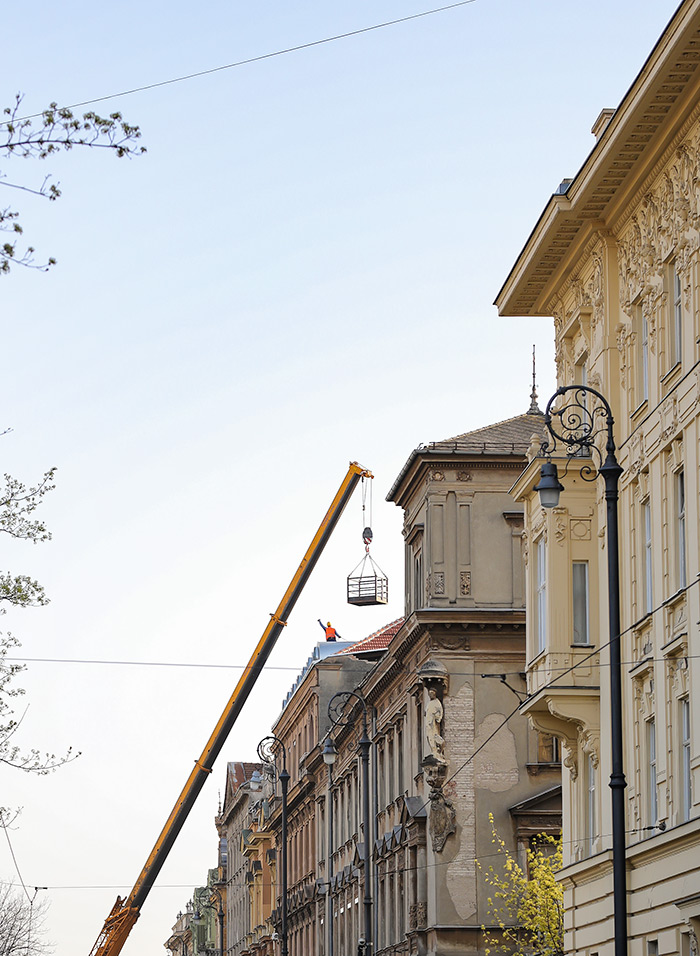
[495,1,700,317]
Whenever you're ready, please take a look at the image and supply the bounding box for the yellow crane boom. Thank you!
[87,462,372,956]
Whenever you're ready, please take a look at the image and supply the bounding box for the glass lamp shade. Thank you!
[322,737,338,766]
[534,461,564,509]
[249,769,263,791]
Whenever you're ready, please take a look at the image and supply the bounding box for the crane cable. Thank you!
[361,475,373,553]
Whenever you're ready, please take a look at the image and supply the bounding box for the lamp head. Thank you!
[322,737,338,766]
[534,460,564,509]
[249,769,263,792]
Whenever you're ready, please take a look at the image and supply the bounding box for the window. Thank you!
[397,725,404,795]
[640,308,650,403]
[647,718,658,826]
[677,471,687,590]
[378,743,385,809]
[413,547,423,611]
[536,537,547,654]
[681,697,691,822]
[537,733,560,763]
[586,754,597,856]
[388,734,395,802]
[416,699,423,768]
[643,501,653,615]
[572,562,590,645]
[634,304,650,405]
[671,264,682,368]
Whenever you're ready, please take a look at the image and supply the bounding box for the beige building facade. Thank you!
[173,412,563,956]
[498,4,700,955]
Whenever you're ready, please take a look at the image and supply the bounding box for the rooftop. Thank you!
[387,409,547,502]
[334,618,405,656]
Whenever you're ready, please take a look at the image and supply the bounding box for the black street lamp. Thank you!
[535,384,626,956]
[193,886,224,956]
[255,735,290,956]
[322,736,338,956]
[327,691,372,956]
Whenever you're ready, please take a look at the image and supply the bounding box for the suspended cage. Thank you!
[347,551,389,606]
[347,479,389,605]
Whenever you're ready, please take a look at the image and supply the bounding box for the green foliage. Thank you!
[478,814,563,956]
[0,93,145,273]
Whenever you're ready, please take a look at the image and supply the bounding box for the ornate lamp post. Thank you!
[322,736,338,956]
[327,691,372,956]
[193,886,224,956]
[534,384,627,956]
[254,735,290,956]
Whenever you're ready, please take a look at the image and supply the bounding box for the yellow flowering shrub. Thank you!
[477,813,563,956]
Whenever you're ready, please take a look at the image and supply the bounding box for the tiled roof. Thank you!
[432,411,546,454]
[387,410,547,502]
[227,761,261,792]
[335,618,404,656]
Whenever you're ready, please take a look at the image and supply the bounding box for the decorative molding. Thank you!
[409,901,427,931]
[459,571,471,596]
[553,507,568,546]
[570,518,591,541]
[428,788,456,853]
[618,128,700,314]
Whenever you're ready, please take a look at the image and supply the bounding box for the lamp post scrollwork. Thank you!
[253,734,290,956]
[192,886,224,956]
[535,384,627,956]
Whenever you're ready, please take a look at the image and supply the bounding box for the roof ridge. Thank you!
[439,410,543,445]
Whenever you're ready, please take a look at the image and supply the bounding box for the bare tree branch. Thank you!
[0,93,145,273]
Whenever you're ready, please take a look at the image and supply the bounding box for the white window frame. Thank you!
[677,470,687,590]
[647,718,658,827]
[586,753,597,857]
[536,537,546,654]
[672,265,683,368]
[681,697,691,822]
[643,501,653,615]
[572,561,590,645]
[641,309,650,403]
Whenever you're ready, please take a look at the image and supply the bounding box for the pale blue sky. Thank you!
[0,1,681,953]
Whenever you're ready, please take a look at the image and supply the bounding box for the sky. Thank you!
[0,1,684,953]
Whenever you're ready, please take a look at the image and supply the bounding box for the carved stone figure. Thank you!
[428,789,456,852]
[425,688,445,761]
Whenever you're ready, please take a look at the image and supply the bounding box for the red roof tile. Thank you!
[335,618,404,655]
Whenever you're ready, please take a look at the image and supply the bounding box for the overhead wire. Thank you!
[2,817,677,893]
[0,0,479,130]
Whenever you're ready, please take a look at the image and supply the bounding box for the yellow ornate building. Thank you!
[498,3,700,954]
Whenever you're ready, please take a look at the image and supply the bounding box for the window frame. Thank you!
[676,470,687,591]
[536,536,547,654]
[681,696,691,822]
[642,500,653,615]
[572,561,590,645]
[647,717,658,827]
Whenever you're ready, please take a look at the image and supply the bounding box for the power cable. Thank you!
[2,814,679,892]
[0,0,479,129]
[8,571,697,675]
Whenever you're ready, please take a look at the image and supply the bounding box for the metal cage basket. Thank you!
[347,553,388,606]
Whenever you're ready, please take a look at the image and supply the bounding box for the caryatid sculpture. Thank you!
[425,687,446,761]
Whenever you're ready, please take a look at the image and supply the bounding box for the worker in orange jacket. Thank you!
[318,619,341,642]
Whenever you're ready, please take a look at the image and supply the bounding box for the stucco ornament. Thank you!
[428,788,456,852]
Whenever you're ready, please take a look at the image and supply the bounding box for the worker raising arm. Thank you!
[318,619,340,642]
